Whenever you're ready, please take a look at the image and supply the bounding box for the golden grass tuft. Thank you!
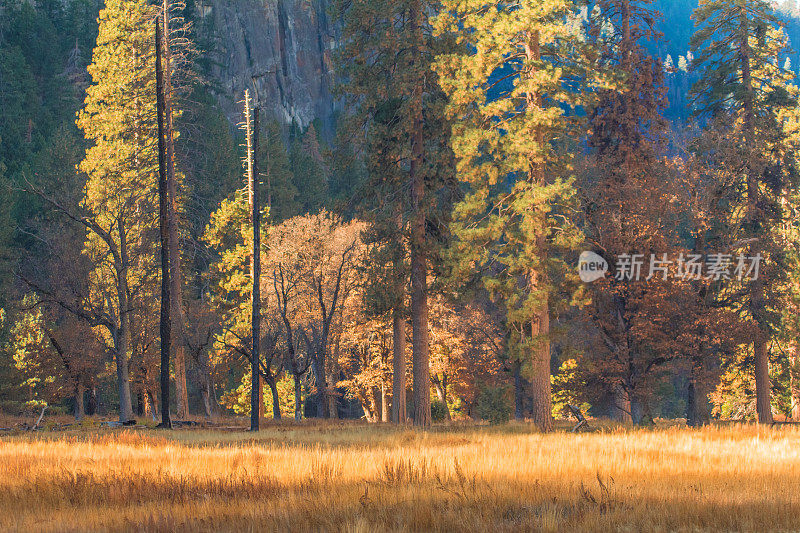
[1,424,800,531]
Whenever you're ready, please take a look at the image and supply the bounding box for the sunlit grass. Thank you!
[2,422,799,531]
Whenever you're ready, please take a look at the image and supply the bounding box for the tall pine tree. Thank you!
[691,0,800,424]
[77,0,160,422]
[434,0,587,431]
[336,0,456,426]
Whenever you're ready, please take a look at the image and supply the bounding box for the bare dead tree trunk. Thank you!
[155,18,172,429]
[245,90,261,432]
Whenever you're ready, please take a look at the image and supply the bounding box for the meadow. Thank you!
[1,421,799,532]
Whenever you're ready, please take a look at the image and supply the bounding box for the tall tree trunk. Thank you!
[529,292,553,431]
[74,381,85,421]
[611,384,632,424]
[790,342,800,421]
[391,307,407,423]
[328,389,338,419]
[161,0,188,420]
[738,7,773,425]
[155,18,172,428]
[245,91,261,431]
[114,330,134,423]
[522,29,553,432]
[115,219,134,423]
[754,332,773,423]
[409,0,430,428]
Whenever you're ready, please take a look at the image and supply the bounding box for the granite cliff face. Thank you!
[199,0,338,135]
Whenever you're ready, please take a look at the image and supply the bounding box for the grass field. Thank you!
[1,421,799,532]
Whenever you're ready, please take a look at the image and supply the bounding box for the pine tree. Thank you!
[433,0,587,431]
[691,0,800,424]
[260,121,298,223]
[336,0,457,426]
[76,0,160,423]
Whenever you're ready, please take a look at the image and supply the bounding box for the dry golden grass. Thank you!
[1,421,799,532]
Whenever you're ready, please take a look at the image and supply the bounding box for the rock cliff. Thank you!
[199,0,338,135]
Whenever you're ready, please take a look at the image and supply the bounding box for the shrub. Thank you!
[474,385,512,425]
[431,399,449,422]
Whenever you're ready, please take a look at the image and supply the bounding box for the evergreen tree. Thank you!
[691,0,800,424]
[260,121,298,223]
[433,0,587,431]
[336,0,456,426]
[76,0,161,422]
[289,123,328,214]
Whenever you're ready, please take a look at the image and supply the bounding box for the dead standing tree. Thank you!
[243,89,261,432]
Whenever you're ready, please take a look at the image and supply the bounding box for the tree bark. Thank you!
[115,217,134,423]
[391,307,407,423]
[409,0,430,428]
[611,383,632,424]
[790,343,800,421]
[74,381,85,420]
[155,18,172,428]
[737,7,772,425]
[267,377,280,420]
[161,0,188,420]
[529,294,553,432]
[200,363,215,419]
[521,29,553,433]
[372,386,383,422]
